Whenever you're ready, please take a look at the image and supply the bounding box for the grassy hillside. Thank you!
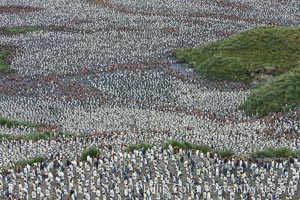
[173,26,300,82]
[240,66,300,115]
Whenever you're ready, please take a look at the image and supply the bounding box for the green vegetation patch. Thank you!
[163,140,299,158]
[0,131,60,140]
[214,149,235,158]
[173,26,300,82]
[252,147,298,158]
[163,140,212,153]
[164,140,235,157]
[80,146,101,161]
[15,155,46,167]
[124,142,152,152]
[240,66,300,115]
[0,50,15,73]
[3,26,41,34]
[0,116,38,128]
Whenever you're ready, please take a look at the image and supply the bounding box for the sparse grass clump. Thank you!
[164,140,235,157]
[173,26,300,82]
[214,149,235,158]
[15,155,46,167]
[240,66,300,115]
[0,116,38,128]
[193,144,212,153]
[0,50,15,73]
[80,146,101,161]
[124,142,152,152]
[1,27,39,73]
[163,140,212,153]
[3,26,40,34]
[0,50,9,71]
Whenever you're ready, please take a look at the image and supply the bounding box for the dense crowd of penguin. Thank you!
[0,0,299,199]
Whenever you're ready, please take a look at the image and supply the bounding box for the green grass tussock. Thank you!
[173,26,300,82]
[240,66,300,115]
[0,116,39,128]
[252,147,298,158]
[15,155,46,167]
[3,26,41,34]
[124,142,152,152]
[80,146,101,161]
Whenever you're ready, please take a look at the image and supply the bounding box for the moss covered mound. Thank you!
[173,26,300,82]
[240,66,300,115]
